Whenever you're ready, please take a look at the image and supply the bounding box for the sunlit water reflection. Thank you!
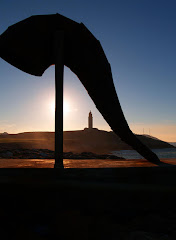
[0,148,176,168]
[0,157,176,168]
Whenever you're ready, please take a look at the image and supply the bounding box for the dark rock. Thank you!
[0,149,124,160]
[40,152,49,158]
[1,151,13,158]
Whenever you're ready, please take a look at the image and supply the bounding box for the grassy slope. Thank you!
[0,130,174,153]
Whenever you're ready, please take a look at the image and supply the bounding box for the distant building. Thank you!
[88,111,93,129]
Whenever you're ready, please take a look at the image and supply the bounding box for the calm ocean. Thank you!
[112,148,176,159]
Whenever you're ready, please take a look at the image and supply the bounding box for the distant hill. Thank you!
[142,134,160,140]
[0,129,174,154]
[169,142,176,147]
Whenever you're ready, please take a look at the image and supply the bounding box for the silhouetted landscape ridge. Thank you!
[0,129,173,153]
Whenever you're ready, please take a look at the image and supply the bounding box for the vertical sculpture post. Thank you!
[54,31,64,168]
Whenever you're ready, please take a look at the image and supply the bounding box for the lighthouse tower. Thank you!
[88,111,93,129]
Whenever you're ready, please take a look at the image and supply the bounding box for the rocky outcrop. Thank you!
[0,149,124,159]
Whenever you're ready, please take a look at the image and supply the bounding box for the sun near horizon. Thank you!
[1,95,176,143]
[50,99,70,115]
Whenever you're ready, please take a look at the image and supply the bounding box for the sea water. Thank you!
[112,148,176,159]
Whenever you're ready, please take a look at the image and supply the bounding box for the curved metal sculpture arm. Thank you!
[0,13,160,163]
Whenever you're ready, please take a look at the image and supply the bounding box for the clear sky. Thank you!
[0,0,176,141]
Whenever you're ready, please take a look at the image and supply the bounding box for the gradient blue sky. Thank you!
[0,0,176,141]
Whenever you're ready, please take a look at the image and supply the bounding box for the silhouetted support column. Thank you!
[54,31,64,168]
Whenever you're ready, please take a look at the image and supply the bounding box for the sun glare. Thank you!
[50,100,70,115]
[50,101,55,114]
[64,101,70,113]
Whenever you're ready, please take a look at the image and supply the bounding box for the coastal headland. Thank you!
[0,129,173,153]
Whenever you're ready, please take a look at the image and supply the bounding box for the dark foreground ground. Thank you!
[1,160,176,239]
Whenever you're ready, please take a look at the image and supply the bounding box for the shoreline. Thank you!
[0,157,175,168]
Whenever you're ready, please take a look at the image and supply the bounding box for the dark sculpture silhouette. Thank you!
[0,13,160,164]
